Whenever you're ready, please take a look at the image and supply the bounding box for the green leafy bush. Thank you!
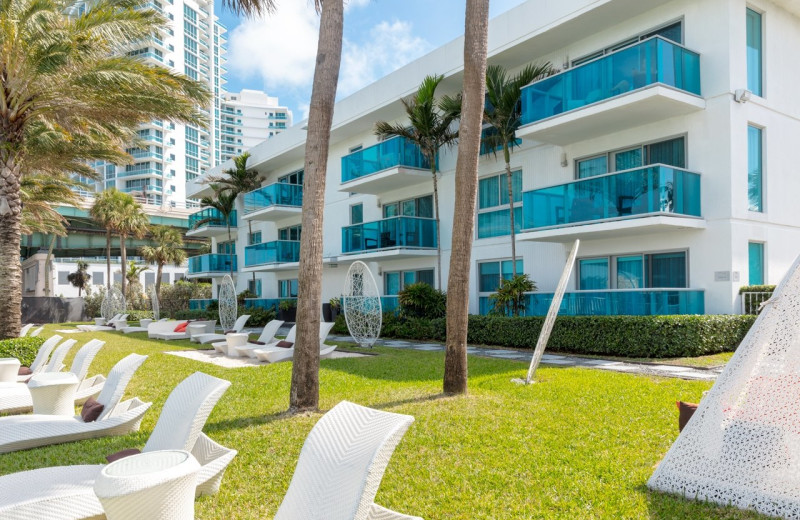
[243,306,277,327]
[738,285,776,294]
[0,337,45,367]
[161,281,212,317]
[335,313,756,358]
[398,283,446,319]
[126,310,154,321]
[84,287,105,318]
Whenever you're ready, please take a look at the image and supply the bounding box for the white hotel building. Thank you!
[186,0,800,317]
[219,89,293,164]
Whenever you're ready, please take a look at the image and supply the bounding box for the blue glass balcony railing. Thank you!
[243,183,303,214]
[341,136,431,183]
[479,289,704,316]
[243,298,296,310]
[188,254,237,275]
[188,208,237,230]
[520,37,701,125]
[522,165,701,229]
[189,299,217,311]
[342,216,437,254]
[381,296,399,313]
[244,241,300,267]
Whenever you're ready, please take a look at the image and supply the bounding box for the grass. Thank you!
[1,324,767,519]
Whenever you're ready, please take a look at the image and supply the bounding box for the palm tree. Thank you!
[375,76,460,290]
[205,152,264,194]
[483,63,553,275]
[20,173,85,237]
[199,184,237,276]
[123,260,149,298]
[444,0,490,395]
[90,190,127,291]
[140,225,187,300]
[67,261,91,297]
[0,0,210,337]
[115,197,150,297]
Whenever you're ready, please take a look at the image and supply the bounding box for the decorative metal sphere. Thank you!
[218,275,237,331]
[343,261,382,348]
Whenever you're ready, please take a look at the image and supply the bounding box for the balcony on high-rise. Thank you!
[242,183,303,221]
[340,136,432,195]
[187,254,237,278]
[244,241,300,271]
[341,216,437,260]
[186,208,238,239]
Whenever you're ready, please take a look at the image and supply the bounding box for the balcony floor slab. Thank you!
[339,166,431,195]
[242,206,302,222]
[517,214,706,243]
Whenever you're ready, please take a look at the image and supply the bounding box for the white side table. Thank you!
[225,333,248,357]
[186,324,206,341]
[95,318,107,326]
[139,319,153,329]
[94,450,200,520]
[0,358,21,383]
[28,372,79,415]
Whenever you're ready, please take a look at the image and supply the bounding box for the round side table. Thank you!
[94,450,200,520]
[225,333,248,357]
[186,323,206,341]
[0,358,21,383]
[28,372,79,415]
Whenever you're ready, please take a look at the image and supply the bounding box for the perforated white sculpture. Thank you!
[218,275,237,332]
[648,253,800,518]
[150,284,160,321]
[101,287,126,321]
[343,261,381,348]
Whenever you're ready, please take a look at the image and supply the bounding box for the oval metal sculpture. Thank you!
[150,284,160,321]
[218,275,237,332]
[101,287,126,321]
[343,261,382,348]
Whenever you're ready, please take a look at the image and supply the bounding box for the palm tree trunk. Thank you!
[155,262,163,302]
[290,0,343,413]
[120,233,127,296]
[0,154,23,338]
[504,144,517,277]
[443,0,490,395]
[44,234,56,297]
[431,161,442,290]
[106,230,112,290]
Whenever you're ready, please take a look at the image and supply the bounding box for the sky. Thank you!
[214,0,528,120]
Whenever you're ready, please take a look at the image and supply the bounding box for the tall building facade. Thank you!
[219,90,293,164]
[87,0,227,209]
[187,0,800,319]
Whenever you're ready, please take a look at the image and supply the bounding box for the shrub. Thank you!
[172,309,209,320]
[126,310,154,321]
[398,283,446,319]
[336,313,756,359]
[243,306,277,327]
[738,285,776,294]
[161,281,212,317]
[489,274,536,317]
[0,337,45,367]
[84,287,106,319]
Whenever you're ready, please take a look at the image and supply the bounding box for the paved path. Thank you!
[251,327,722,381]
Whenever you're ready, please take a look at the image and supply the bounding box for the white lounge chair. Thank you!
[274,400,419,520]
[19,323,34,337]
[15,334,63,382]
[226,323,295,358]
[0,353,149,453]
[43,338,79,373]
[0,339,106,415]
[253,322,336,364]
[121,318,168,334]
[76,314,123,332]
[0,372,237,519]
[227,319,285,357]
[149,320,216,340]
[30,326,44,337]
[192,314,251,344]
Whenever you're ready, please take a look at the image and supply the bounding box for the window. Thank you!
[248,232,262,245]
[748,125,763,212]
[382,195,433,218]
[477,171,522,238]
[384,269,435,295]
[575,137,686,179]
[279,279,298,298]
[248,279,262,297]
[58,271,69,285]
[93,272,104,286]
[746,8,763,97]
[144,272,155,288]
[748,242,765,285]
[349,145,363,153]
[278,169,303,185]
[577,251,687,290]
[478,259,523,293]
[571,21,683,66]
[278,225,301,241]
[350,203,363,225]
[217,241,235,254]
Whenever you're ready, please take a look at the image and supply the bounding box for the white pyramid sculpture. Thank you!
[648,254,800,518]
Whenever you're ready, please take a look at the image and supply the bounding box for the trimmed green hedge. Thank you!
[333,313,756,358]
[0,336,45,367]
[738,285,776,294]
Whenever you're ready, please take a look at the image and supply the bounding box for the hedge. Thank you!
[738,285,776,294]
[333,313,756,358]
[0,336,45,367]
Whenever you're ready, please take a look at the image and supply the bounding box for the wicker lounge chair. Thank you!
[192,314,251,344]
[253,322,336,364]
[43,338,79,373]
[19,323,33,337]
[29,326,43,337]
[149,320,216,340]
[226,319,285,357]
[0,353,149,454]
[15,334,63,382]
[0,372,236,519]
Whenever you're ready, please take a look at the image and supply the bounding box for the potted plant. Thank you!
[278,298,297,322]
[329,297,341,322]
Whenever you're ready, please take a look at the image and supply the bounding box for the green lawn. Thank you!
[1,324,766,519]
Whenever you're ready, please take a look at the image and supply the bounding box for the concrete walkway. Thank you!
[244,327,722,381]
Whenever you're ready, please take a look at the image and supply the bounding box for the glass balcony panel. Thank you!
[189,298,216,310]
[243,183,303,213]
[522,165,700,229]
[188,208,237,229]
[244,240,300,267]
[243,298,296,310]
[521,37,701,125]
[479,289,704,316]
[341,136,431,183]
[188,254,237,274]
[341,216,437,254]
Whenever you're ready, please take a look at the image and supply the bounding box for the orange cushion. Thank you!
[173,321,189,333]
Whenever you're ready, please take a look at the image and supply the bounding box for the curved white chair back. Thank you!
[257,320,284,344]
[95,354,148,421]
[319,322,335,344]
[19,324,33,337]
[28,335,62,373]
[44,339,78,373]
[69,339,106,381]
[144,372,231,453]
[284,325,297,344]
[231,315,251,333]
[29,327,43,337]
[274,401,414,520]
